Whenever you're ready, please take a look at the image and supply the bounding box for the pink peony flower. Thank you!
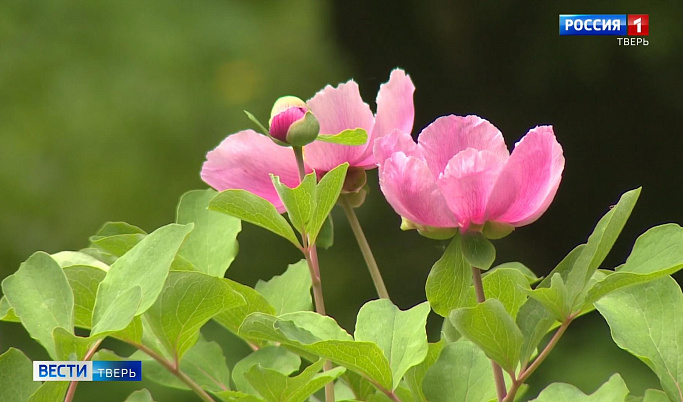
[374,115,564,234]
[201,69,415,212]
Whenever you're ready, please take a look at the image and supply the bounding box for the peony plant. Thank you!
[1,69,683,402]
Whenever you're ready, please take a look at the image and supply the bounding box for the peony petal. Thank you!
[437,148,507,229]
[201,130,305,213]
[486,126,564,226]
[305,80,375,171]
[374,129,422,166]
[417,115,509,177]
[378,152,458,228]
[355,69,415,166]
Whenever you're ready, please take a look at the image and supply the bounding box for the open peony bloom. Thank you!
[201,69,415,212]
[374,115,564,235]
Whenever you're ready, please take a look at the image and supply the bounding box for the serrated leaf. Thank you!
[565,188,640,304]
[232,346,301,395]
[138,338,232,393]
[596,277,683,401]
[125,389,156,402]
[404,340,445,402]
[584,224,683,307]
[450,299,523,373]
[1,252,74,358]
[354,300,430,389]
[422,341,496,402]
[525,273,571,321]
[239,313,393,390]
[255,260,312,315]
[214,279,276,338]
[530,373,629,401]
[91,223,193,335]
[272,173,316,235]
[426,234,471,317]
[244,359,345,402]
[308,163,349,242]
[176,189,242,277]
[209,189,301,248]
[461,232,495,271]
[144,271,245,360]
[0,348,41,401]
[315,128,368,145]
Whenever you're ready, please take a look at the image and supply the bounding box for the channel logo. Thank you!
[33,361,142,382]
[560,14,649,36]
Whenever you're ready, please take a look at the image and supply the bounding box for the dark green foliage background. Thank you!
[0,0,681,400]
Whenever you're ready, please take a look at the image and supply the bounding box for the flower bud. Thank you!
[269,96,320,146]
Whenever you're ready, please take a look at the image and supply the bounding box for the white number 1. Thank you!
[634,18,642,33]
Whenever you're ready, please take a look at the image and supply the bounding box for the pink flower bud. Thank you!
[268,96,319,146]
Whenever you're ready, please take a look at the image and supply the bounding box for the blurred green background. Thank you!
[1,0,682,400]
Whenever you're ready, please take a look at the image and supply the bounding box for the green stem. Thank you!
[64,339,103,402]
[133,343,215,402]
[292,146,334,402]
[472,266,507,402]
[503,318,573,402]
[339,195,390,300]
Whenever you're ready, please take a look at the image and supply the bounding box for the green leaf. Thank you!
[177,189,242,277]
[426,234,471,317]
[480,268,531,319]
[91,223,193,335]
[636,389,671,402]
[0,296,19,322]
[239,313,393,390]
[316,214,334,249]
[354,300,430,389]
[91,233,146,257]
[0,348,41,401]
[422,341,496,402]
[125,389,156,402]
[404,340,446,402]
[244,359,346,402]
[28,382,69,402]
[450,299,523,373]
[138,338,232,393]
[64,265,107,328]
[342,371,376,401]
[565,188,641,303]
[308,163,349,242]
[460,232,496,270]
[144,271,245,360]
[255,260,312,315]
[53,327,95,360]
[525,273,571,321]
[315,128,368,145]
[214,390,265,402]
[487,262,538,284]
[209,189,301,248]
[51,250,110,270]
[596,277,683,401]
[530,373,629,401]
[93,221,147,237]
[1,252,74,358]
[214,279,276,338]
[516,245,585,365]
[232,346,301,395]
[271,173,317,235]
[584,224,683,307]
